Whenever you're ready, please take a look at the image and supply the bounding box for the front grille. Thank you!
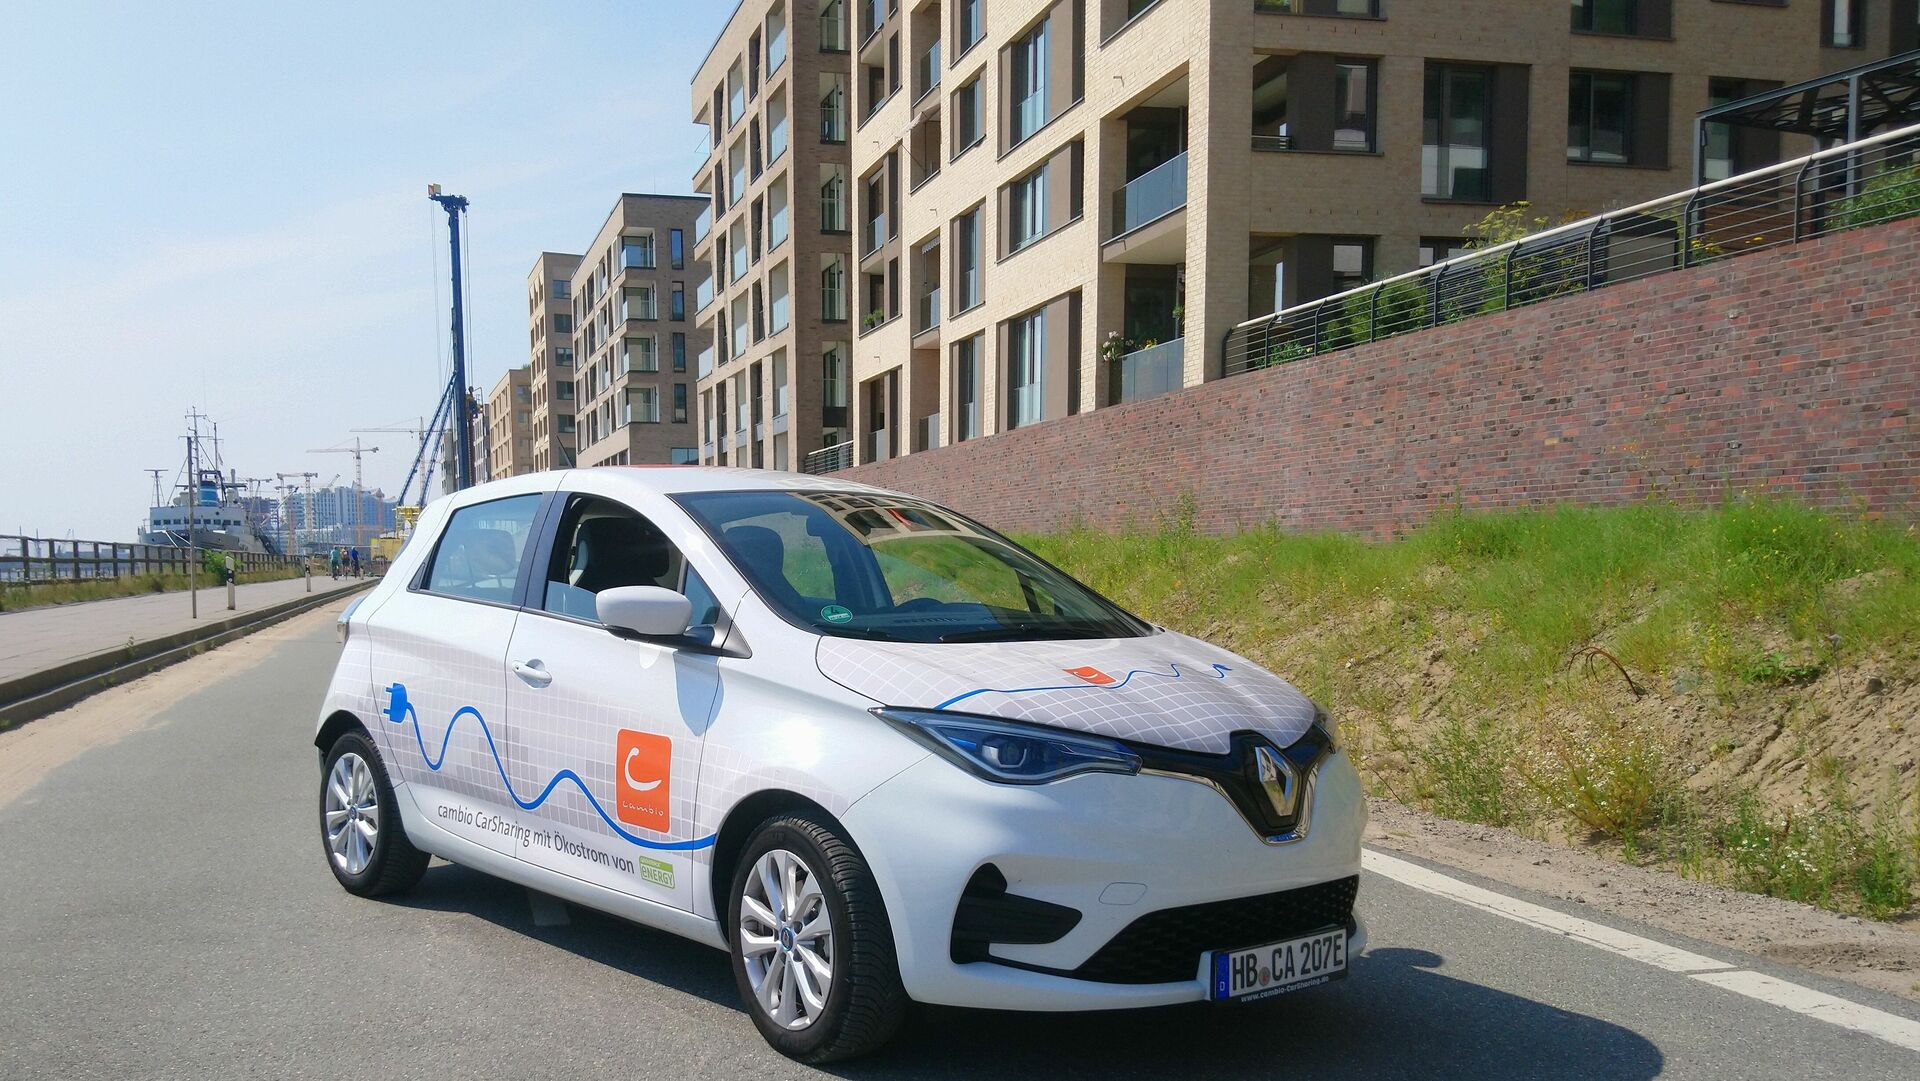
[1069,875,1359,985]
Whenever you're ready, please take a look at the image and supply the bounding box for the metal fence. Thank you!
[802,440,855,475]
[0,535,302,584]
[1224,121,1920,377]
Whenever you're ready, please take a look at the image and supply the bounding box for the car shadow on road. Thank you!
[398,868,1662,1080]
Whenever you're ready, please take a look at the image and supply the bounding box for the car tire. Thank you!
[726,813,908,1063]
[320,730,429,898]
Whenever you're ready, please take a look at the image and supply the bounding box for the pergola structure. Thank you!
[1694,48,1920,185]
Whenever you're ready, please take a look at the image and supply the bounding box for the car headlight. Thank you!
[874,708,1143,785]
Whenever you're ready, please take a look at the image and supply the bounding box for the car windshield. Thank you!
[675,489,1152,644]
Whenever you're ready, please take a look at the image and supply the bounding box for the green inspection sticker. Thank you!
[820,604,853,624]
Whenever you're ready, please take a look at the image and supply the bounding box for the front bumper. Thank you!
[841,746,1367,1010]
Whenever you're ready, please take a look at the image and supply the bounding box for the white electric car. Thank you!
[315,467,1365,1062]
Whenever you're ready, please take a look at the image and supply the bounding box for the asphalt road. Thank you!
[3,605,1918,1080]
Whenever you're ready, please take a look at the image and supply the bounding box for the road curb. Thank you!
[0,580,375,733]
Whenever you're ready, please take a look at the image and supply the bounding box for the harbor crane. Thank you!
[307,440,379,550]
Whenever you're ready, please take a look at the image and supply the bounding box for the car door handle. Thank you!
[511,659,553,687]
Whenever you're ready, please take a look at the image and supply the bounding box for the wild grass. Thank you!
[1022,496,1920,917]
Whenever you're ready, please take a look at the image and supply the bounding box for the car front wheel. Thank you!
[727,813,907,1063]
[320,730,428,897]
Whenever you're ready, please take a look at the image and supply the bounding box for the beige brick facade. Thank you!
[483,367,533,481]
[827,0,1889,469]
[526,251,581,472]
[568,195,710,469]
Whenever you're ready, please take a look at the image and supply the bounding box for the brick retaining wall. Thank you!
[838,218,1920,536]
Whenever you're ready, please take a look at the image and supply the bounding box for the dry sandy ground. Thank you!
[1368,796,1920,1003]
[6,599,1915,1005]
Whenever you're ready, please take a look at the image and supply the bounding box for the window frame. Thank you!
[411,492,550,610]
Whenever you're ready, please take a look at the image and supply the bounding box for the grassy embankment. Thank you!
[0,563,308,612]
[1023,498,1920,920]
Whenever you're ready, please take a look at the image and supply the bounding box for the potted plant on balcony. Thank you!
[1170,304,1184,336]
[1100,330,1136,364]
[862,308,885,330]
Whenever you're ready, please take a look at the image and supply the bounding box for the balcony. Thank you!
[1117,337,1184,403]
[821,189,848,233]
[802,440,854,475]
[917,413,940,452]
[695,277,715,312]
[694,205,712,242]
[1111,151,1188,237]
[863,214,887,256]
[768,25,786,73]
[621,241,655,270]
[913,288,940,336]
[866,427,890,462]
[697,345,715,379]
[914,41,941,103]
[821,89,847,143]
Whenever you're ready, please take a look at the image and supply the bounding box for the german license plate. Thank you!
[1209,926,1348,1002]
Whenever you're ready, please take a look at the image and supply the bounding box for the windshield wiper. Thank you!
[938,621,1118,643]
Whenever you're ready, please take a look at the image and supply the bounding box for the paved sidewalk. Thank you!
[0,577,370,685]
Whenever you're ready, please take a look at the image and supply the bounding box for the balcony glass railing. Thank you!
[695,277,714,311]
[863,214,887,255]
[697,345,715,378]
[861,0,884,43]
[770,118,788,160]
[1013,91,1046,143]
[820,7,846,51]
[621,242,655,270]
[768,27,786,73]
[914,288,940,334]
[694,205,712,242]
[915,41,941,100]
[770,205,789,246]
[821,192,847,232]
[918,413,940,452]
[821,88,847,142]
[1111,151,1188,237]
[1117,337,1184,403]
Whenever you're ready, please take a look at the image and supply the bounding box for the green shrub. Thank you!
[1832,164,1920,230]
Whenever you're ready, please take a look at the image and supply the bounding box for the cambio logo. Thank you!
[615,730,672,831]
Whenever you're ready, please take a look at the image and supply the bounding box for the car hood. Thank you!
[815,630,1318,755]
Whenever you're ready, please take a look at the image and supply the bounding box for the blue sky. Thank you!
[0,1,721,540]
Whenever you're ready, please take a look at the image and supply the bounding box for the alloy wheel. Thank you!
[738,847,835,1029]
[324,751,380,876]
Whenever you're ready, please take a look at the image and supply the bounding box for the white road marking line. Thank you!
[1362,850,1732,973]
[527,889,570,927]
[1362,849,1920,1055]
[1692,970,1920,1052]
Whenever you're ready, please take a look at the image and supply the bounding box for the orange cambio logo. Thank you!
[615,729,672,831]
[1064,665,1117,686]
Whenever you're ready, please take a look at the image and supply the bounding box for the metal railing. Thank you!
[802,440,855,475]
[0,535,300,584]
[1254,0,1380,15]
[1117,338,1185,403]
[1224,122,1920,377]
[1111,151,1188,238]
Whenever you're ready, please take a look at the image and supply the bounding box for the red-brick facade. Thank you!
[838,219,1920,536]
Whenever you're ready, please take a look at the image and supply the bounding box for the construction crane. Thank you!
[307,440,379,551]
[276,471,319,556]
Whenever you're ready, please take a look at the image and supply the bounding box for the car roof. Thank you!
[539,465,909,499]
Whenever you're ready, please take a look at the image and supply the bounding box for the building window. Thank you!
[556,381,575,401]
[1333,61,1376,152]
[1705,77,1781,181]
[1008,17,1049,146]
[1571,0,1638,34]
[671,282,686,322]
[769,175,790,247]
[953,206,982,311]
[557,413,576,433]
[1007,165,1047,251]
[627,387,661,425]
[672,332,687,372]
[554,346,574,368]
[1825,0,1862,47]
[957,0,984,54]
[1423,63,1492,201]
[1007,309,1044,429]
[673,383,689,424]
[624,285,657,321]
[553,313,572,334]
[953,334,982,441]
[669,228,685,269]
[551,278,570,299]
[1419,237,1469,267]
[1330,238,1372,294]
[624,336,659,373]
[621,234,655,269]
[1568,71,1634,164]
[952,74,983,155]
[823,344,848,409]
[671,447,698,464]
[822,254,848,320]
[770,263,791,333]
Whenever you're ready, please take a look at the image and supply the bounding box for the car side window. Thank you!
[422,494,543,603]
[541,495,721,633]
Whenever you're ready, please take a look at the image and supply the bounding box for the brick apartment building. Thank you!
[688,0,1915,474]
[525,251,582,471]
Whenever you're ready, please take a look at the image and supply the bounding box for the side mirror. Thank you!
[596,585,693,639]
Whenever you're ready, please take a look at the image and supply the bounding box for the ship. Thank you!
[140,410,278,555]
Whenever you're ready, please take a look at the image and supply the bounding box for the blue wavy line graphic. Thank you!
[382,682,715,852]
[933,661,1232,712]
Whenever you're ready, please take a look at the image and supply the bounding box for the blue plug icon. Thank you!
[384,682,411,725]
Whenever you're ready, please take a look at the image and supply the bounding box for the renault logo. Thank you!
[1253,744,1299,817]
